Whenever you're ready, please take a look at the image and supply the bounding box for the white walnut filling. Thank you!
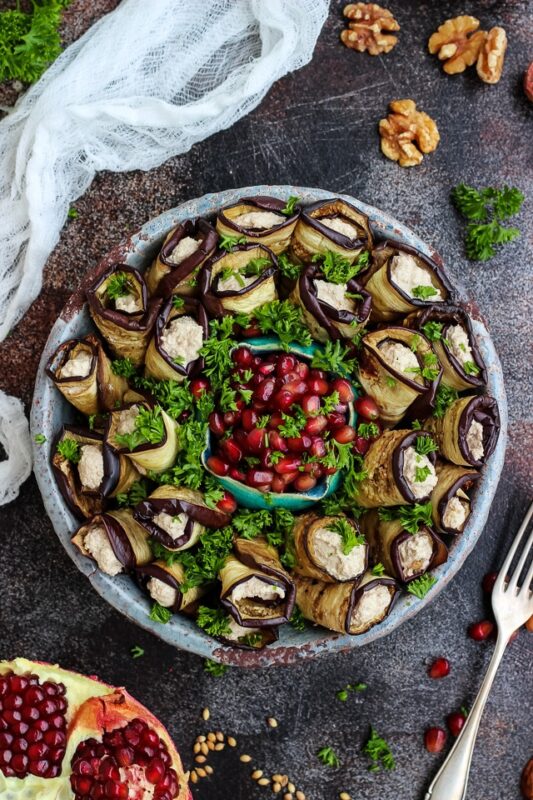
[114,293,142,313]
[379,340,420,375]
[116,406,140,435]
[351,584,392,632]
[233,210,283,229]
[153,511,189,541]
[217,271,258,293]
[118,765,156,800]
[314,280,355,312]
[442,495,470,531]
[402,446,438,498]
[320,216,360,239]
[230,576,285,604]
[398,531,434,578]
[160,315,204,365]
[166,235,200,265]
[59,349,93,379]
[313,527,366,581]
[466,420,484,462]
[225,617,262,642]
[445,324,474,366]
[77,444,104,491]
[84,525,123,576]
[147,577,178,608]
[389,252,444,301]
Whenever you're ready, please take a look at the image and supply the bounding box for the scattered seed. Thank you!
[296,792,306,800]
[267,717,279,728]
[252,770,264,780]
[193,742,201,754]
[200,742,209,756]
[273,782,282,793]
[197,767,207,778]
[197,735,206,742]
[283,794,293,800]
[273,774,284,783]
[288,783,296,793]
[202,707,210,721]
[190,770,198,784]
[240,754,252,762]
[215,742,225,751]
[207,732,216,742]
[340,793,351,800]
[205,765,214,775]
[216,731,224,741]
[258,778,270,786]
[228,736,237,747]
[207,741,215,751]
[195,755,206,764]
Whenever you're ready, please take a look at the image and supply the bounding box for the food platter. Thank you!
[30,185,507,667]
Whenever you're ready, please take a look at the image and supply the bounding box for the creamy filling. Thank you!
[320,216,359,239]
[230,576,285,604]
[84,525,123,576]
[233,210,283,229]
[313,527,366,581]
[379,340,420,375]
[160,315,204,365]
[442,495,470,531]
[445,324,474,366]
[217,271,257,293]
[389,252,443,301]
[466,420,484,462]
[77,444,104,491]
[402,446,438,498]
[114,293,142,313]
[314,280,355,312]
[147,577,178,608]
[398,531,434,578]
[167,235,200,265]
[118,765,155,800]
[116,406,140,435]
[153,511,189,541]
[225,617,262,642]
[350,584,391,632]
[59,349,93,379]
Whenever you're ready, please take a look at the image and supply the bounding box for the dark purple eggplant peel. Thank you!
[144,297,209,382]
[136,560,207,614]
[200,242,278,317]
[72,509,152,575]
[290,198,373,264]
[426,395,500,468]
[292,512,369,583]
[146,217,218,298]
[431,463,480,535]
[216,195,300,254]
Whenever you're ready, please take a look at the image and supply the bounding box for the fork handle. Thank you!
[425,635,508,800]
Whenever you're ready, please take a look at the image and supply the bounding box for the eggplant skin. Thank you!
[426,395,500,467]
[144,297,209,382]
[51,426,106,520]
[216,196,300,254]
[146,217,218,298]
[290,198,373,264]
[431,463,480,534]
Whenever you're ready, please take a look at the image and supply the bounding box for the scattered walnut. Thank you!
[524,62,533,103]
[522,758,533,800]
[428,15,486,75]
[476,26,507,84]
[379,99,440,167]
[341,3,400,55]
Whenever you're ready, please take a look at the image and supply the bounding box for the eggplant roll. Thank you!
[144,297,208,382]
[431,463,480,535]
[219,537,295,627]
[52,426,139,519]
[217,614,279,651]
[293,512,368,583]
[199,243,278,317]
[72,509,151,576]
[358,327,442,427]
[145,217,218,297]
[360,510,448,583]
[105,402,179,473]
[351,429,438,508]
[86,263,162,366]
[134,485,230,552]
[291,263,372,343]
[137,560,207,614]
[363,242,452,321]
[46,334,129,416]
[425,395,500,468]
[216,196,300,254]
[403,306,487,391]
[290,198,372,264]
[294,572,399,635]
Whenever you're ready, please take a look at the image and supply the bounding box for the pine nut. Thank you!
[273,782,282,793]
[207,741,215,751]
[193,743,200,754]
[288,783,296,793]
[197,735,206,742]
[283,794,293,800]
[273,774,284,782]
[214,742,225,751]
[207,732,216,742]
[340,794,351,800]
[202,707,210,721]
[197,767,207,778]
[227,736,237,747]
[240,754,252,762]
[190,770,198,784]
[267,717,278,728]
[258,778,270,786]
[205,765,214,775]
[216,731,224,741]
[296,792,306,800]
[252,770,264,780]
[195,755,206,764]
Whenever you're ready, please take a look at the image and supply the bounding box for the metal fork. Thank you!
[425,500,533,800]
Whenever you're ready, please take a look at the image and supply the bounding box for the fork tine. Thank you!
[508,526,533,591]
[522,558,533,597]
[494,501,533,593]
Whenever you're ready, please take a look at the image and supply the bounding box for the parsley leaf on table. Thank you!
[451,183,524,262]
[362,727,395,772]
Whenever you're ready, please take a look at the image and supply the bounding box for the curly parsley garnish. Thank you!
[362,727,395,772]
[327,517,365,555]
[0,1,71,84]
[111,357,137,379]
[281,195,299,215]
[277,252,301,281]
[204,659,228,676]
[56,438,81,463]
[411,285,438,300]
[415,434,438,456]
[254,300,312,350]
[218,233,247,252]
[312,250,369,284]
[116,480,148,508]
[149,603,172,624]
[421,321,444,342]
[433,383,458,418]
[106,272,133,301]
[115,406,165,451]
[406,573,437,599]
[451,183,524,262]
[197,606,232,637]
[311,340,357,378]
[317,746,340,768]
[378,502,433,535]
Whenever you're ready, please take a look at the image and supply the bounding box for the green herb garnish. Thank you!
[34,433,46,445]
[289,606,306,631]
[411,285,438,300]
[67,206,78,219]
[358,422,379,440]
[378,502,433,535]
[415,435,438,456]
[317,746,340,768]
[254,300,312,350]
[406,573,437,599]
[337,682,367,701]
[149,603,172,624]
[281,195,299,215]
[327,517,365,555]
[204,659,228,676]
[312,250,369,284]
[111,357,137,379]
[131,645,144,659]
[116,480,148,508]
[433,384,458,418]
[171,296,185,309]
[415,465,432,483]
[197,606,232,637]
[362,727,395,772]
[463,360,480,376]
[451,183,524,261]
[106,272,133,301]
[277,252,301,281]
[421,321,444,342]
[115,406,165,451]
[56,438,81,463]
[371,562,385,576]
[311,340,357,378]
[0,1,71,84]
[219,233,247,251]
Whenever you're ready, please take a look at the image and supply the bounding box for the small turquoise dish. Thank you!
[200,336,357,511]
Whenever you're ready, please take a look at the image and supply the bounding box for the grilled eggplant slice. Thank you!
[134,485,230,552]
[105,402,179,473]
[403,305,487,391]
[425,395,500,467]
[364,242,452,321]
[290,198,372,264]
[219,537,295,628]
[72,509,151,575]
[145,218,217,297]
[200,243,278,317]
[294,571,399,635]
[360,510,448,583]
[431,463,480,535]
[358,327,442,427]
[216,195,300,254]
[351,429,438,508]
[291,262,372,342]
[136,560,207,613]
[293,512,368,583]
[144,297,208,382]
[86,264,162,366]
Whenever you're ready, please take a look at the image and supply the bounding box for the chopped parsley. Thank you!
[219,233,246,251]
[67,206,78,219]
[289,606,306,631]
[358,422,379,440]
[385,375,397,388]
[378,502,433,535]
[115,406,165,451]
[409,334,421,351]
[421,321,444,342]
[415,435,438,456]
[406,351,440,382]
[362,727,395,772]
[406,573,437,599]
[277,252,301,281]
[204,659,228,676]
[327,517,365,555]
[463,360,480,376]
[433,384,458,418]
[281,195,299,215]
[199,317,239,390]
[0,1,71,83]
[312,249,369,284]
[172,296,185,309]
[130,645,144,659]
[317,746,340,768]
[415,465,432,483]
[111,357,137,379]
[34,433,46,445]
[371,562,385,576]
[116,480,149,508]
[337,682,367,701]
[278,408,307,438]
[411,285,438,300]
[106,272,133,301]
[56,438,81,463]
[149,603,172,624]
[152,525,234,592]
[451,183,524,262]
[197,606,232,637]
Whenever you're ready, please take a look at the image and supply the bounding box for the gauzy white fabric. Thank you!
[0,0,329,341]
[0,392,32,506]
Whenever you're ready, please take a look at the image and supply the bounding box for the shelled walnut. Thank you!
[477,27,507,84]
[379,99,440,168]
[428,15,486,74]
[522,758,533,800]
[341,3,400,55]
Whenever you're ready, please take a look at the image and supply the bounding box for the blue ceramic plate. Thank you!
[30,186,507,667]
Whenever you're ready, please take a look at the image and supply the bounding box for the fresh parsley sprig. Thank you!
[254,300,312,350]
[311,340,357,378]
[317,746,340,768]
[289,606,306,631]
[149,603,172,624]
[197,606,232,637]
[116,480,149,508]
[312,250,369,284]
[115,406,165,451]
[106,272,133,301]
[451,184,524,262]
[0,1,71,84]
[362,727,395,772]
[56,438,81,463]
[415,435,438,456]
[219,233,247,251]
[433,384,458,418]
[281,195,299,215]
[407,573,437,599]
[204,659,228,676]
[378,502,433,535]
[327,517,365,555]
[277,252,301,281]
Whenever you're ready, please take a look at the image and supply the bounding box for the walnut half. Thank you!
[522,758,533,800]
[341,3,400,55]
[477,27,507,84]
[379,99,440,168]
[428,15,486,74]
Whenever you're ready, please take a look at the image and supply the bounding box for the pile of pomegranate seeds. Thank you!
[0,671,67,779]
[70,717,178,800]
[206,347,361,494]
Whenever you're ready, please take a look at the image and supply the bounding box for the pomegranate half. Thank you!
[0,658,190,800]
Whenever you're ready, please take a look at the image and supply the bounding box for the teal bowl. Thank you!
[200,336,357,511]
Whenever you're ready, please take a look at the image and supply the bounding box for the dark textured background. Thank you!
[0,1,531,798]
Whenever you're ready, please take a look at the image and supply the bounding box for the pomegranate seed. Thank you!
[272,389,295,411]
[259,362,276,377]
[283,379,307,396]
[330,378,354,404]
[307,377,329,396]
[223,410,239,427]
[294,474,317,492]
[274,456,302,474]
[247,427,267,453]
[301,394,320,416]
[100,759,120,781]
[286,434,312,453]
[276,354,296,376]
[468,620,494,641]
[427,658,450,679]
[28,742,48,760]
[280,370,300,385]
[268,412,283,429]
[333,425,356,444]
[268,431,288,451]
[352,436,370,455]
[115,747,134,767]
[303,462,323,479]
[310,438,326,458]
[229,467,246,482]
[221,437,243,464]
[233,346,253,368]
[146,759,165,784]
[216,491,237,515]
[304,415,327,435]
[271,476,286,493]
[424,727,446,753]
[253,378,276,403]
[190,378,210,398]
[355,395,379,420]
[246,469,273,488]
[308,369,326,380]
[208,411,225,436]
[9,677,28,693]
[241,409,258,431]
[327,412,346,430]
[10,753,28,774]
[29,759,49,776]
[294,361,309,380]
[74,775,93,794]
[323,465,337,476]
[446,711,466,737]
[12,738,28,753]
[206,456,229,476]
[4,695,23,710]
[482,571,498,594]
